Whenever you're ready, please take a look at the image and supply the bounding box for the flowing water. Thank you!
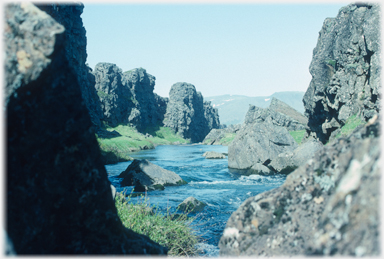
[106,144,285,256]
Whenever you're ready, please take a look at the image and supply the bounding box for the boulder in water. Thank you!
[177,197,207,213]
[118,159,187,191]
[202,151,226,159]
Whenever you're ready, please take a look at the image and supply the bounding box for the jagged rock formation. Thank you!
[219,116,380,256]
[5,3,166,255]
[163,82,220,143]
[303,3,381,143]
[244,104,306,131]
[269,97,308,126]
[203,124,241,145]
[39,3,104,130]
[93,64,167,131]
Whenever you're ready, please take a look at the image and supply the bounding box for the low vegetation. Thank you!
[334,114,364,139]
[289,130,306,145]
[115,192,199,256]
[97,125,189,164]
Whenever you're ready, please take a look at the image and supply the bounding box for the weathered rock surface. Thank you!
[268,138,324,174]
[269,97,308,126]
[163,82,220,143]
[203,124,241,145]
[5,3,166,255]
[202,151,226,159]
[177,197,207,213]
[118,159,187,191]
[303,3,381,143]
[244,104,306,131]
[219,117,380,256]
[228,107,298,171]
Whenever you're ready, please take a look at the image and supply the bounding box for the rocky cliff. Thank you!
[163,82,220,143]
[303,3,381,143]
[5,3,166,254]
[220,116,380,256]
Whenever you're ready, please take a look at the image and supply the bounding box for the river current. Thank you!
[106,144,285,256]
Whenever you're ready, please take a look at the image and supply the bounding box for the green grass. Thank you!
[115,192,199,256]
[97,125,189,163]
[334,114,364,139]
[289,130,306,145]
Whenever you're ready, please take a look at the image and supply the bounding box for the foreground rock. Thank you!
[303,3,381,143]
[5,3,166,254]
[163,82,220,143]
[219,117,380,256]
[118,159,187,191]
[177,197,207,213]
[202,151,226,159]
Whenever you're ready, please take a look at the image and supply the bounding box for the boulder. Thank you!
[5,3,166,255]
[203,124,241,145]
[202,151,226,159]
[268,138,324,174]
[249,163,272,175]
[177,197,207,213]
[118,159,187,191]
[219,117,380,256]
[228,121,298,170]
[163,82,220,143]
[303,3,381,143]
[269,97,308,126]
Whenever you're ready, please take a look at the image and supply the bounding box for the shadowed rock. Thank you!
[5,3,166,255]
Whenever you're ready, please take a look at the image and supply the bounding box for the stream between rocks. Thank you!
[107,144,285,256]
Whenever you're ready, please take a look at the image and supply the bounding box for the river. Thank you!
[106,144,285,256]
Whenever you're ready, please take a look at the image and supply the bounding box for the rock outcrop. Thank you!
[163,82,220,142]
[93,64,167,131]
[244,104,306,131]
[269,97,308,126]
[5,3,166,255]
[219,116,380,256]
[118,159,187,191]
[203,124,241,145]
[303,3,381,143]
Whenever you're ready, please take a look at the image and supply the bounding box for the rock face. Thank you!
[244,104,306,131]
[269,97,308,126]
[219,117,380,256]
[163,82,220,143]
[268,138,324,174]
[202,151,226,159]
[303,3,381,143]
[38,4,104,130]
[118,159,187,191]
[5,3,166,255]
[93,64,167,131]
[177,197,207,213]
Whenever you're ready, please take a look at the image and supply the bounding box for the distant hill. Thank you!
[205,91,305,125]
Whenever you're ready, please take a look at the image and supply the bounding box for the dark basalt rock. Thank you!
[118,159,187,191]
[163,82,220,143]
[5,3,166,255]
[219,116,380,256]
[303,3,381,143]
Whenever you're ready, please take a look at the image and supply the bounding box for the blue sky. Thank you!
[82,2,347,98]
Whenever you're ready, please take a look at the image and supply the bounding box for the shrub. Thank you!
[115,192,199,256]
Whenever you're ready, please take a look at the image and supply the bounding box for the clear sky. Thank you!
[82,1,348,98]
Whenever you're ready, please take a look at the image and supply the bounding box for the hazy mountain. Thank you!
[205,91,305,125]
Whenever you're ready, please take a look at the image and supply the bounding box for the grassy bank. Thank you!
[115,193,199,256]
[97,125,189,164]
